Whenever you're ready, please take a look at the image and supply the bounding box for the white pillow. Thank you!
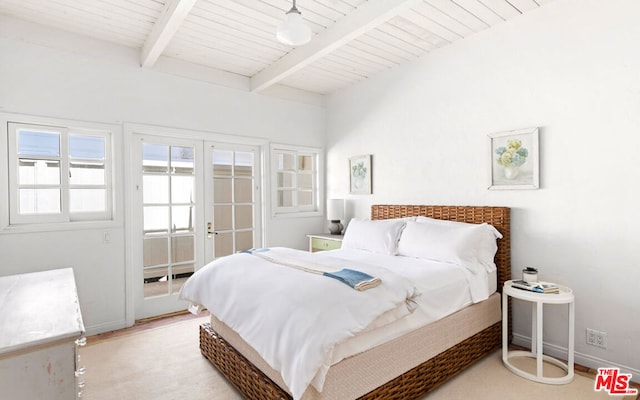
[341,218,407,255]
[414,217,502,266]
[398,219,502,272]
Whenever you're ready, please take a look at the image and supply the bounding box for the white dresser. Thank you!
[0,268,86,399]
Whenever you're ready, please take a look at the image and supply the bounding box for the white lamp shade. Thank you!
[327,199,344,221]
[276,11,311,46]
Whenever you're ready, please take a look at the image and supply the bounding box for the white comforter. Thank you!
[179,247,419,400]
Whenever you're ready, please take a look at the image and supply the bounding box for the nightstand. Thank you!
[502,280,575,384]
[306,233,343,252]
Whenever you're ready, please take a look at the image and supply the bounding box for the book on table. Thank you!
[511,280,560,293]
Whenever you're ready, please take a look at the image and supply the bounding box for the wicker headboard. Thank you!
[371,205,511,292]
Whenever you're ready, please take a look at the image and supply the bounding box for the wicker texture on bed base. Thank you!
[200,323,290,400]
[200,322,291,400]
[200,321,502,400]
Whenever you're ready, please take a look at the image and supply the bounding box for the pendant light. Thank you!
[276,0,312,46]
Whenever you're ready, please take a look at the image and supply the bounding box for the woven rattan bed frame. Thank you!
[199,205,511,399]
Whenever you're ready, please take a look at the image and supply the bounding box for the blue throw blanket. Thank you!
[242,248,381,291]
[323,268,381,291]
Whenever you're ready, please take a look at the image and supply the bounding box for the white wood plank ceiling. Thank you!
[0,0,555,96]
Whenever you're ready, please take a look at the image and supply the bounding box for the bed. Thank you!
[184,205,511,400]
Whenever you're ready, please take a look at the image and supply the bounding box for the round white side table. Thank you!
[502,280,575,384]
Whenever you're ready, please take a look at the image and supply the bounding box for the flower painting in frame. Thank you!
[349,154,372,194]
[489,127,539,190]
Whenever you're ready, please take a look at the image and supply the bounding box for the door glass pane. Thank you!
[172,236,194,263]
[235,205,253,230]
[213,150,232,176]
[144,267,169,297]
[143,176,169,204]
[214,232,233,258]
[172,263,194,294]
[70,189,106,212]
[18,130,60,156]
[234,178,253,203]
[19,188,61,214]
[143,237,168,267]
[236,231,253,252]
[142,143,168,173]
[144,206,169,234]
[19,159,60,184]
[171,205,194,233]
[214,205,232,231]
[214,178,232,202]
[235,152,253,176]
[171,146,194,174]
[171,175,194,203]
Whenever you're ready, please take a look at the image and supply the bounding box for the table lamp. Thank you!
[327,199,344,235]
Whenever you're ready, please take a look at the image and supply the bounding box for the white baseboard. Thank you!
[512,333,640,378]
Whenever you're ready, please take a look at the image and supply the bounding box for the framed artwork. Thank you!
[349,154,372,194]
[488,127,539,190]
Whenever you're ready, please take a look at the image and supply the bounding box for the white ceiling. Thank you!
[0,0,555,96]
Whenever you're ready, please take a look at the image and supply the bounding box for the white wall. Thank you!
[326,0,640,375]
[0,20,326,334]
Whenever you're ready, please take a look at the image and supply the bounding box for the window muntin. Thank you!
[8,122,112,224]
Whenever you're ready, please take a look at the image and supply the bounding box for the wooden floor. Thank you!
[86,310,209,345]
[86,312,639,393]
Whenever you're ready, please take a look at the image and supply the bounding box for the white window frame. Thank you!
[270,143,323,217]
[5,118,114,226]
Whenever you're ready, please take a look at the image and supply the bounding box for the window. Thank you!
[8,122,112,224]
[271,144,322,216]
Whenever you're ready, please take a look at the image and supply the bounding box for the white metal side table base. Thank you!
[502,280,575,385]
[503,350,574,384]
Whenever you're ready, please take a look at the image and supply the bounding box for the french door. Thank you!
[131,134,261,319]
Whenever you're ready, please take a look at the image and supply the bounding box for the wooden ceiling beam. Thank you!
[250,0,423,92]
[141,0,198,68]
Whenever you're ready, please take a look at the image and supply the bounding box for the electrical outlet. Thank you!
[586,328,607,349]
